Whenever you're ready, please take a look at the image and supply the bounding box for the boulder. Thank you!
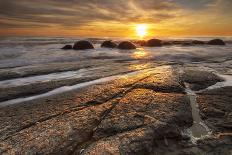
[61,45,72,50]
[146,39,162,47]
[73,40,94,50]
[192,40,205,45]
[208,39,225,45]
[118,41,136,50]
[101,40,117,48]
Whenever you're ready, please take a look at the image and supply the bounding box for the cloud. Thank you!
[0,0,179,28]
[0,0,231,36]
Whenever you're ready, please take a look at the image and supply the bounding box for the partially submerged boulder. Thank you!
[61,45,72,50]
[73,40,94,50]
[101,40,117,48]
[208,39,225,45]
[118,41,136,50]
[146,39,162,47]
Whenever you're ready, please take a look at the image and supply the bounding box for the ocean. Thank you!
[0,36,231,105]
[0,36,232,68]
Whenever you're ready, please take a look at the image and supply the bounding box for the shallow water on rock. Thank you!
[0,67,158,107]
[0,68,101,87]
[185,83,211,143]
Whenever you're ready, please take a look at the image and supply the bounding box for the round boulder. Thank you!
[101,40,117,48]
[118,41,136,50]
[73,40,94,50]
[146,39,162,47]
[61,45,72,50]
[208,39,225,45]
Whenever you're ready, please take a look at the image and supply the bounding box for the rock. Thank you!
[146,39,162,47]
[73,40,94,50]
[61,45,72,50]
[208,39,226,45]
[117,41,136,50]
[181,69,224,91]
[101,40,117,48]
[192,40,205,45]
[197,86,232,133]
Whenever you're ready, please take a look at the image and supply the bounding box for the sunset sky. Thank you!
[0,0,231,38]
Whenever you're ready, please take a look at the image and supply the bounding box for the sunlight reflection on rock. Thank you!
[128,63,152,70]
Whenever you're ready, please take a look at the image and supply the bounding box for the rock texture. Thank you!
[0,67,193,155]
[197,86,232,133]
[181,69,224,91]
[0,66,231,155]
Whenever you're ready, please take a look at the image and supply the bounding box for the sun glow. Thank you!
[136,24,148,39]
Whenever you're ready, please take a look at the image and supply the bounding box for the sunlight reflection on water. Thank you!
[131,48,149,59]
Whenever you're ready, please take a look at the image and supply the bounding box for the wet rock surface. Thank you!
[197,86,232,133]
[0,66,231,155]
[181,69,224,91]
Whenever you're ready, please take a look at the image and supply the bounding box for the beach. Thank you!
[0,37,231,154]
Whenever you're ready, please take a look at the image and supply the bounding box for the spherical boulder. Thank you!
[73,40,94,50]
[146,39,162,47]
[208,39,225,45]
[101,40,117,48]
[117,41,136,50]
[61,45,73,50]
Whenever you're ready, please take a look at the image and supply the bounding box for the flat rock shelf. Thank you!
[0,66,231,155]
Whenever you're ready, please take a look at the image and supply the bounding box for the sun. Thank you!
[136,24,148,39]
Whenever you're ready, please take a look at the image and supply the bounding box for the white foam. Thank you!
[0,68,102,88]
[205,74,232,90]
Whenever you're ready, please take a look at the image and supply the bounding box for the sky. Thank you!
[0,0,231,38]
